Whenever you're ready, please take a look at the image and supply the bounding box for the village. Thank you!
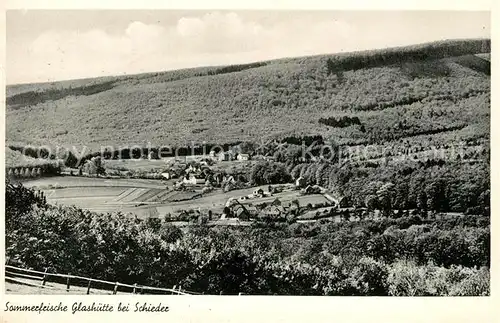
[147,149,352,226]
[13,146,360,227]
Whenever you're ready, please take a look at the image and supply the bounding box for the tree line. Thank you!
[318,116,362,128]
[325,39,490,75]
[7,81,116,109]
[6,162,63,178]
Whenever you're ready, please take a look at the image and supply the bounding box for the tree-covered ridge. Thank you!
[6,39,490,148]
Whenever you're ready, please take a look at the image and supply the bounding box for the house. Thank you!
[161,172,171,180]
[282,200,300,212]
[182,174,206,185]
[209,150,219,158]
[271,198,282,206]
[302,185,322,195]
[261,205,286,219]
[218,151,233,161]
[186,164,201,174]
[237,153,250,161]
[222,174,236,184]
[233,205,249,220]
[295,176,306,188]
[337,196,350,208]
[232,204,259,220]
[253,188,264,197]
[245,205,259,217]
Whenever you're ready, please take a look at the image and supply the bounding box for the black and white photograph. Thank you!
[4,9,491,299]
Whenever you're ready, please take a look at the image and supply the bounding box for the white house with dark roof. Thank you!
[237,153,251,161]
[182,173,206,185]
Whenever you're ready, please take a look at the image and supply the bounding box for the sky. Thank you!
[6,10,490,84]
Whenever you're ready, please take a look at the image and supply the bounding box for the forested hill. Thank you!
[6,38,490,149]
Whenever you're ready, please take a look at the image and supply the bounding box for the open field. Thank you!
[20,176,168,217]
[20,176,291,218]
[45,186,127,198]
[22,176,168,189]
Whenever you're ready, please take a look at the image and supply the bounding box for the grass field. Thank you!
[23,176,168,189]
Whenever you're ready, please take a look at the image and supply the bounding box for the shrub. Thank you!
[387,260,435,296]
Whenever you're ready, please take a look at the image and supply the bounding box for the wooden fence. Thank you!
[5,264,201,295]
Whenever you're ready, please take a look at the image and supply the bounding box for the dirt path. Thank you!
[5,277,117,295]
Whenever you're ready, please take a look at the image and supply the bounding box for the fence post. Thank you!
[42,268,48,286]
[140,286,144,295]
[66,274,71,291]
[86,280,91,295]
[172,285,176,295]
[113,282,118,295]
[133,283,137,294]
[5,256,10,265]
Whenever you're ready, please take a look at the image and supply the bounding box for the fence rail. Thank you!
[5,265,194,295]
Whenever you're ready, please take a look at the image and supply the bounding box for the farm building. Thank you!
[234,205,249,220]
[182,174,206,185]
[246,205,259,217]
[301,185,322,195]
[253,188,264,197]
[218,151,234,161]
[186,164,202,174]
[337,196,351,208]
[222,174,236,184]
[271,198,282,206]
[232,204,259,220]
[260,205,286,219]
[161,172,171,179]
[295,176,306,188]
[209,150,221,159]
[237,153,250,161]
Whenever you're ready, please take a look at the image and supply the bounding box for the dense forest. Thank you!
[6,39,490,148]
